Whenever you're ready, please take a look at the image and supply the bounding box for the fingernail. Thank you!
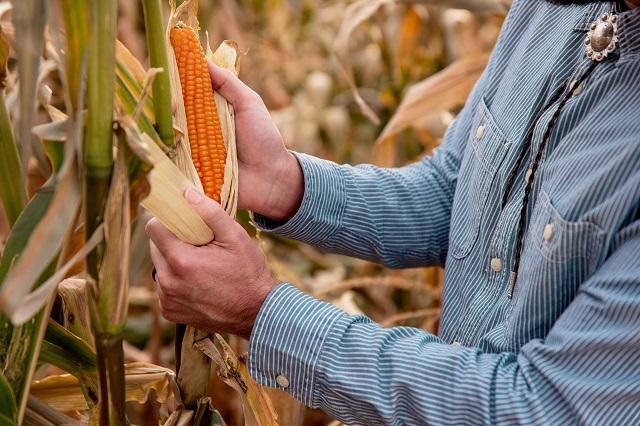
[185,188,203,205]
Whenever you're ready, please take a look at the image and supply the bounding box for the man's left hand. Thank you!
[145,188,279,339]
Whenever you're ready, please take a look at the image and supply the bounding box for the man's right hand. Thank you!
[207,61,304,222]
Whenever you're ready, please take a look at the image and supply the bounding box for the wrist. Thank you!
[264,152,304,222]
[239,275,280,339]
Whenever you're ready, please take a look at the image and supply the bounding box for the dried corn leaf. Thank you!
[30,362,176,412]
[115,40,164,147]
[13,0,47,177]
[377,53,489,143]
[95,135,130,333]
[409,0,510,13]
[333,0,393,125]
[7,224,103,326]
[58,278,93,348]
[195,335,278,426]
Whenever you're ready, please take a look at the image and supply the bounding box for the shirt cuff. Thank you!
[248,283,351,408]
[251,152,347,245]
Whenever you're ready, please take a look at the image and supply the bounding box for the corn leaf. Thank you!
[0,115,81,423]
[195,335,278,426]
[96,136,130,334]
[376,53,489,143]
[30,362,176,412]
[115,41,164,147]
[0,28,25,227]
[12,0,47,182]
[8,225,103,326]
[59,0,89,109]
[0,187,59,407]
[0,162,81,320]
[0,372,16,424]
[409,0,510,13]
[333,0,392,125]
[40,319,99,408]
[0,93,23,228]
[58,278,93,348]
[41,320,96,376]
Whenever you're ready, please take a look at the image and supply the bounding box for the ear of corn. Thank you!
[170,23,226,203]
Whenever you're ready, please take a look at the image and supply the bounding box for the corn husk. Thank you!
[157,0,241,409]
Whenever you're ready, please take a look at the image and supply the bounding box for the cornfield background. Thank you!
[0,0,508,424]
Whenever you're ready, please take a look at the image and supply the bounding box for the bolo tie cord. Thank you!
[503,60,599,299]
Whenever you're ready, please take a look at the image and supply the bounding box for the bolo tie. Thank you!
[502,11,620,299]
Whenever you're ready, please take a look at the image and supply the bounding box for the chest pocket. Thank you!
[449,98,510,259]
[507,188,606,349]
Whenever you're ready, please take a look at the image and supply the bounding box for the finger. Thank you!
[207,61,258,109]
[149,241,170,277]
[145,217,191,257]
[184,188,243,242]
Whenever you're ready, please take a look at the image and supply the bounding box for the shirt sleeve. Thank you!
[251,82,482,268]
[248,219,640,425]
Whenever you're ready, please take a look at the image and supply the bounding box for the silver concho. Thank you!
[584,13,619,62]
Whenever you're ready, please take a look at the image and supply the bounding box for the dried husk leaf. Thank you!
[120,116,213,246]
[208,40,240,217]
[30,362,176,412]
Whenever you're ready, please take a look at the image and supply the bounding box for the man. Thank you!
[146,0,640,424]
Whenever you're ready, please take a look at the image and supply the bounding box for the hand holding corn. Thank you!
[145,189,279,338]
[207,62,304,221]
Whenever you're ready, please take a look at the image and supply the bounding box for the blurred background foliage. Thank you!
[0,0,507,424]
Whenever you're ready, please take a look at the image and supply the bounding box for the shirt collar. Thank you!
[618,5,640,57]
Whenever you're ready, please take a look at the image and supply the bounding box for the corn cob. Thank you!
[170,23,226,202]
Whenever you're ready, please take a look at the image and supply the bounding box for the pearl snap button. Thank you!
[452,341,462,347]
[490,257,503,273]
[276,375,289,388]
[543,224,554,241]
[475,125,485,140]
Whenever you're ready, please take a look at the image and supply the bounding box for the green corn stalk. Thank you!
[142,0,175,148]
[84,0,116,280]
[89,132,130,426]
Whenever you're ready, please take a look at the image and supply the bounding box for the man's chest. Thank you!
[438,0,640,351]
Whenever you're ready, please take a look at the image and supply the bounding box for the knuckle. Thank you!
[166,252,187,274]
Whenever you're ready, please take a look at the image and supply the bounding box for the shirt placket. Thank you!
[451,98,567,345]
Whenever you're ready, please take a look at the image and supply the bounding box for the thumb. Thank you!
[207,61,258,110]
[185,188,239,242]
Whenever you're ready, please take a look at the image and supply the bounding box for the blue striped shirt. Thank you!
[248,1,640,424]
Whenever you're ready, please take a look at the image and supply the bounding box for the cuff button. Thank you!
[276,375,290,388]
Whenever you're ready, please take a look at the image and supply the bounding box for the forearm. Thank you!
[250,229,640,426]
[253,149,458,268]
[249,285,541,425]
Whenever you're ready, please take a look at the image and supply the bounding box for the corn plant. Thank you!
[0,0,274,424]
